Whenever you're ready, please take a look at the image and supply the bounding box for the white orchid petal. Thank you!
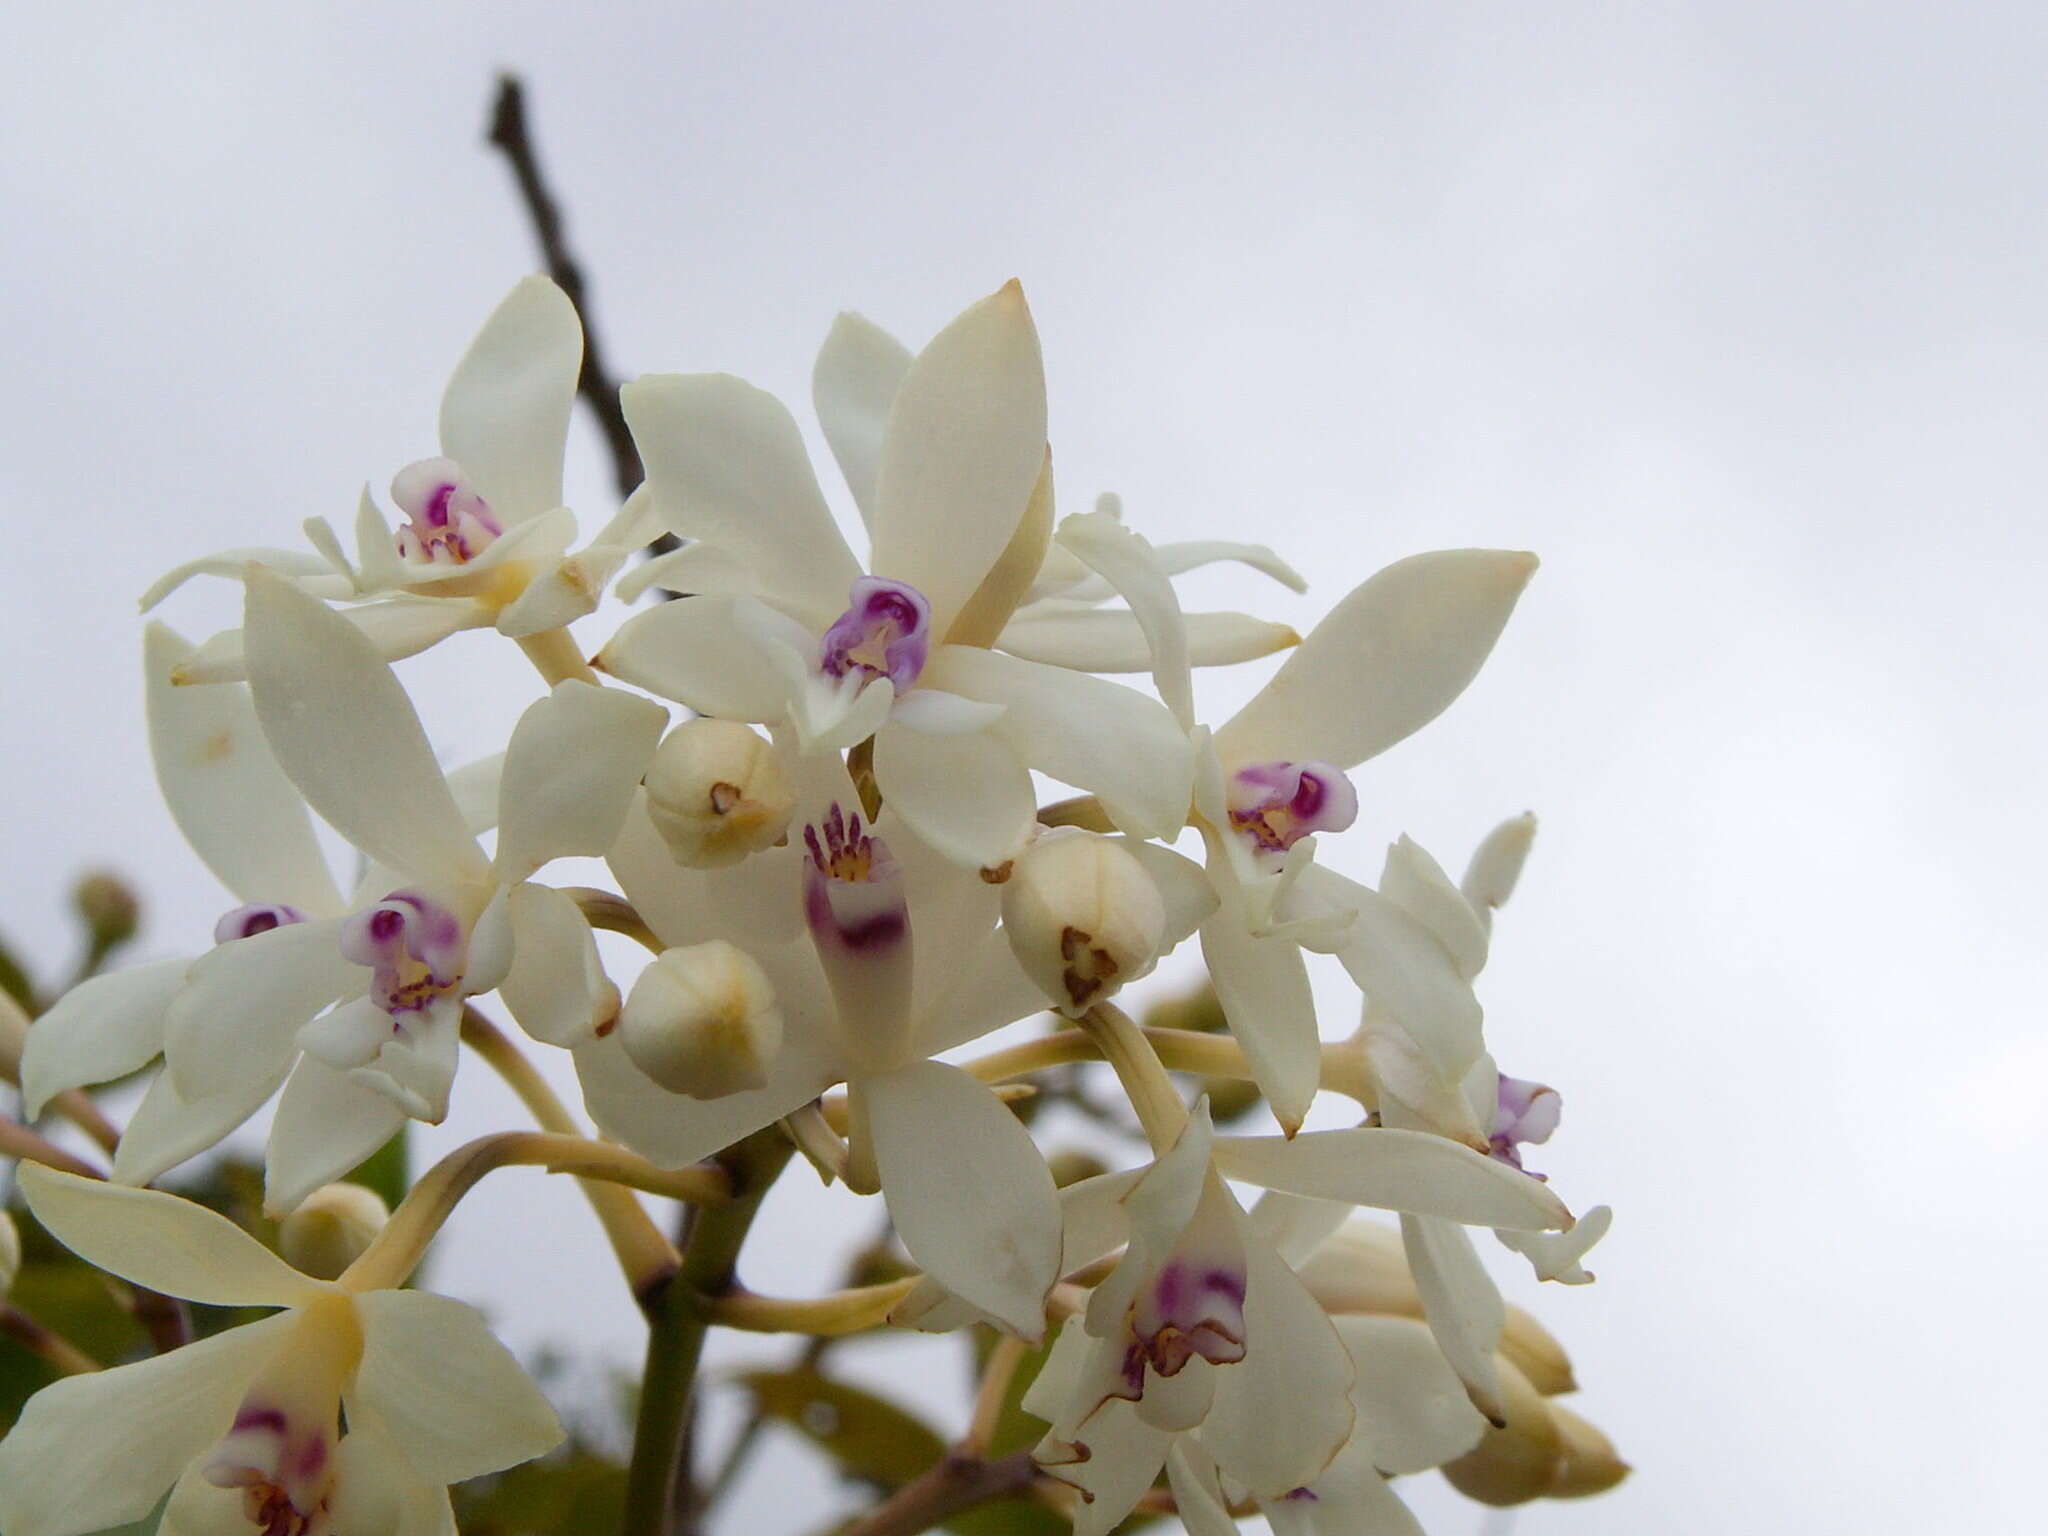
[322,1400,459,1536]
[162,918,355,1100]
[922,646,1193,841]
[494,680,665,882]
[140,548,352,611]
[1335,1313,1490,1473]
[264,1059,409,1216]
[1166,1445,1239,1536]
[872,283,1048,638]
[352,1289,565,1484]
[887,687,1006,734]
[1461,811,1538,925]
[814,311,912,532]
[615,540,770,606]
[354,485,405,592]
[498,882,613,1048]
[1041,1397,1174,1536]
[147,623,342,913]
[1380,837,1489,981]
[1211,1129,1573,1231]
[1056,510,1194,727]
[594,594,793,721]
[1116,838,1217,949]
[20,956,185,1114]
[1061,537,1308,601]
[862,1059,1062,1340]
[1214,549,1538,771]
[622,372,859,623]
[1495,1202,1612,1284]
[999,607,1300,673]
[443,751,506,837]
[0,1311,294,1536]
[243,571,489,888]
[17,1163,325,1306]
[1270,1440,1427,1536]
[112,1058,287,1187]
[1400,1213,1508,1424]
[575,1025,839,1169]
[873,721,1035,870]
[440,275,580,525]
[1199,891,1321,1135]
[1247,1189,1354,1268]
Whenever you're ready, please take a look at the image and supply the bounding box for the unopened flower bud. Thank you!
[277,1183,388,1280]
[1002,833,1166,1017]
[0,1209,20,1297]
[644,720,796,868]
[1543,1403,1630,1498]
[1439,1357,1564,1507]
[73,871,140,953]
[621,941,783,1098]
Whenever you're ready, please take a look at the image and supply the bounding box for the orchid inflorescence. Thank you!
[0,275,1625,1536]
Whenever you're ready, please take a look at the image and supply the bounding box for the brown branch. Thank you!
[486,74,645,500]
[839,1451,1045,1536]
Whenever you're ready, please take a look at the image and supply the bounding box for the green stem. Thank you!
[622,1126,795,1536]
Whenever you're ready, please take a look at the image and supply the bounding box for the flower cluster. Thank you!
[2,276,1623,1535]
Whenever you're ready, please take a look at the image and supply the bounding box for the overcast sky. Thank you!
[4,4,2044,1532]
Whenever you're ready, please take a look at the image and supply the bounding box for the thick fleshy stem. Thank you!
[517,627,600,687]
[562,887,664,955]
[623,1126,794,1536]
[1080,1003,1190,1153]
[960,1025,1377,1108]
[340,1132,726,1294]
[0,1117,103,1180]
[703,1276,920,1337]
[459,1007,679,1308]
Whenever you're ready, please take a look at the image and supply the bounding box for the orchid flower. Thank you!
[0,1166,560,1536]
[593,282,1193,871]
[143,276,659,680]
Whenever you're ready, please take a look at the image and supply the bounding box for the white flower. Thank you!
[143,276,658,679]
[594,282,1193,871]
[0,1166,560,1536]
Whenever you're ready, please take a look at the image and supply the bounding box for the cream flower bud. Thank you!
[278,1183,390,1280]
[621,941,783,1098]
[1001,832,1166,1017]
[644,719,796,868]
[0,1209,20,1298]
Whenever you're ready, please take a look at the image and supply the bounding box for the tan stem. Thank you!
[702,1276,921,1337]
[516,626,599,686]
[0,1118,103,1179]
[960,1333,1029,1457]
[562,886,664,954]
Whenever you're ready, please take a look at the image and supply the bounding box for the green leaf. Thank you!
[345,1129,410,1214]
[455,1448,627,1535]
[739,1368,947,1490]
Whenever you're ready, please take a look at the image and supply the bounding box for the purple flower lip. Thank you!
[341,889,466,1017]
[1225,759,1358,856]
[1489,1072,1561,1180]
[214,902,309,945]
[802,804,908,953]
[390,455,502,565]
[819,576,932,691]
[1131,1259,1249,1377]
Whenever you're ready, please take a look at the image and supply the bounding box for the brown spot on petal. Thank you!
[979,860,1014,884]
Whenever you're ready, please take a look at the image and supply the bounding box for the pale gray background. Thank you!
[3,3,2042,1532]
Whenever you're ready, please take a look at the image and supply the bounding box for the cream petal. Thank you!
[1058,538,1308,601]
[1334,1314,1489,1473]
[574,1025,839,1169]
[494,681,665,882]
[1210,1129,1573,1232]
[1114,838,1216,952]
[146,624,342,914]
[1038,1398,1173,1536]
[1269,1441,1426,1536]
[354,484,406,593]
[352,1290,564,1484]
[324,1400,460,1536]
[813,311,912,533]
[264,1059,409,1216]
[1379,837,1488,982]
[17,1164,325,1307]
[1199,882,1321,1135]
[139,547,353,610]
[1461,811,1538,922]
[242,571,489,889]
[906,924,1050,1061]
[999,607,1300,674]
[871,283,1048,637]
[162,918,356,1100]
[607,790,805,950]
[1166,1444,1240,1536]
[1213,550,1538,772]
[593,594,793,721]
[1056,510,1193,727]
[861,1060,1061,1340]
[0,1311,294,1536]
[351,595,495,660]
[615,540,772,606]
[1246,1189,1354,1267]
[922,646,1193,840]
[440,275,580,525]
[20,956,184,1114]
[871,720,1036,871]
[886,687,1006,734]
[497,882,614,1048]
[444,751,506,837]
[1399,1214,1507,1425]
[622,372,859,623]
[113,1058,287,1187]
[1495,1202,1612,1284]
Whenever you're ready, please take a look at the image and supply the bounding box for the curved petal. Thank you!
[593,594,794,721]
[922,646,1193,840]
[1199,887,1321,1135]
[243,571,489,889]
[494,680,666,882]
[1166,1445,1239,1536]
[872,720,1036,871]
[21,956,185,1114]
[813,311,912,532]
[1461,811,1538,922]
[999,607,1299,673]
[616,539,774,606]
[871,282,1048,637]
[1380,836,1488,982]
[574,1025,839,1169]
[0,1311,295,1536]
[1057,537,1308,601]
[345,594,495,659]
[1213,550,1538,772]
[147,623,342,913]
[323,1401,461,1536]
[352,1289,564,1484]
[622,372,858,624]
[264,1059,409,1216]
[445,751,506,837]
[113,1056,289,1187]
[1495,1202,1612,1285]
[497,882,615,1048]
[1335,1314,1489,1473]
[1038,1396,1173,1536]
[1210,1129,1573,1232]
[862,1060,1062,1340]
[1268,1440,1426,1536]
[162,918,356,1100]
[1117,838,1217,950]
[1056,510,1193,727]
[17,1163,325,1307]
[140,547,354,610]
[1400,1213,1507,1424]
[440,275,580,525]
